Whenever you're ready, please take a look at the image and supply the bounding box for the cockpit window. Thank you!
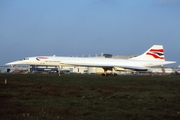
[24,58,29,60]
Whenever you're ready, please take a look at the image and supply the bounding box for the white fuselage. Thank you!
[7,56,175,71]
[5,45,176,72]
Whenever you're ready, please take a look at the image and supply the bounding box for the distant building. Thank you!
[29,65,88,74]
[0,66,15,73]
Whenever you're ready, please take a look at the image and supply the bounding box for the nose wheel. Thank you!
[58,65,63,76]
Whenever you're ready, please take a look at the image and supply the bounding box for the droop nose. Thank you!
[5,60,23,65]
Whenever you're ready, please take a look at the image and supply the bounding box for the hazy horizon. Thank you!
[0,0,179,66]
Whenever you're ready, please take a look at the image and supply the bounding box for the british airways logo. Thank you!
[36,56,48,61]
[146,49,164,60]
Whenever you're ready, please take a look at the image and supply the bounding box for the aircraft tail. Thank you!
[131,45,165,61]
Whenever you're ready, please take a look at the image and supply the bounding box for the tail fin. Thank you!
[131,45,165,61]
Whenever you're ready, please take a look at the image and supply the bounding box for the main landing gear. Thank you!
[101,68,118,76]
[101,73,118,76]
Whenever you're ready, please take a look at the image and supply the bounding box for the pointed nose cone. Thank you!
[5,60,24,65]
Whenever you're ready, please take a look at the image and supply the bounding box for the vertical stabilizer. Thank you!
[131,45,165,61]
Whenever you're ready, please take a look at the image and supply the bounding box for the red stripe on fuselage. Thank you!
[37,56,48,59]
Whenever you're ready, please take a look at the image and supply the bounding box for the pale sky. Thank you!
[0,0,180,66]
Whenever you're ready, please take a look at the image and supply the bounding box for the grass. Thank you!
[0,74,180,120]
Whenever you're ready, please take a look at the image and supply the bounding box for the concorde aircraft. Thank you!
[6,45,176,75]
